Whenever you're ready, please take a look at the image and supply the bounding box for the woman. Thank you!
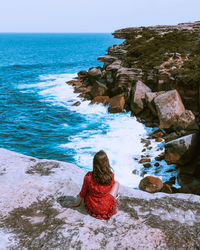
[70,150,119,219]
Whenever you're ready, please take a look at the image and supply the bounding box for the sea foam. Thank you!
[18,73,178,188]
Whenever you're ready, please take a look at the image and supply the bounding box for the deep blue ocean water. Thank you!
[0,33,177,187]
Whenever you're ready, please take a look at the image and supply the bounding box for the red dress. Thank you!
[79,171,117,219]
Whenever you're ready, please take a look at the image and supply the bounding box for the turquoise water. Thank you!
[0,33,177,187]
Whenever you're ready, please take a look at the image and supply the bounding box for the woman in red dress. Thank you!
[70,150,119,219]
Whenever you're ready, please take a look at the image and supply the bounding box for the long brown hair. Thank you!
[92,150,112,185]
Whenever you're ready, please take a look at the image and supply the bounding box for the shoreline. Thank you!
[66,21,200,195]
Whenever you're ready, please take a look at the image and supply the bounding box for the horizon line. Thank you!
[0,31,114,34]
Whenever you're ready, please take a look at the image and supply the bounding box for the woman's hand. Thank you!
[69,197,82,208]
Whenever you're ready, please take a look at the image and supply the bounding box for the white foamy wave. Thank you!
[61,114,148,188]
[18,72,178,188]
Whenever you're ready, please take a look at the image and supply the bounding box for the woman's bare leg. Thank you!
[110,181,119,198]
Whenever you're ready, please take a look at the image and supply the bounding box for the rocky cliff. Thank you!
[67,21,200,195]
[0,148,200,249]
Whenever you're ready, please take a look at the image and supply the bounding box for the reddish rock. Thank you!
[90,83,107,98]
[139,158,151,164]
[67,80,82,87]
[74,85,92,94]
[130,81,151,114]
[145,91,165,116]
[90,96,110,105]
[155,138,162,142]
[139,176,163,193]
[108,94,125,113]
[160,183,173,194]
[151,129,165,138]
[154,90,185,129]
[143,163,151,168]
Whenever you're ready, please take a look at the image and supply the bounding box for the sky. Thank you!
[0,0,200,33]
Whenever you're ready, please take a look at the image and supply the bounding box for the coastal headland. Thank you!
[67,21,200,195]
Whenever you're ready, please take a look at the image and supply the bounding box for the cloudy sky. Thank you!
[0,0,199,32]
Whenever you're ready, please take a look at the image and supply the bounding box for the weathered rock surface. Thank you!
[90,96,110,105]
[154,90,185,129]
[0,148,200,249]
[131,81,151,114]
[108,94,125,113]
[88,67,102,79]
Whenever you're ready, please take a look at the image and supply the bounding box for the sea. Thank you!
[0,33,178,188]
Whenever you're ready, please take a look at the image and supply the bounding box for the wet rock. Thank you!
[160,183,173,194]
[155,152,165,161]
[151,129,165,138]
[139,176,163,193]
[77,71,88,80]
[155,138,162,142]
[108,94,125,113]
[90,83,107,98]
[67,80,82,87]
[143,163,151,168]
[165,133,199,165]
[74,85,92,94]
[130,81,151,114]
[72,101,81,106]
[154,90,185,129]
[139,158,151,164]
[154,162,160,167]
[90,96,110,105]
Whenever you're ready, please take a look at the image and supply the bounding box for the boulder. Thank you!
[78,71,88,80]
[106,60,122,71]
[88,67,102,79]
[154,90,186,129]
[139,176,163,193]
[90,96,110,105]
[108,94,125,113]
[165,133,199,165]
[130,81,151,114]
[90,82,107,98]
[177,110,199,131]
[145,91,165,116]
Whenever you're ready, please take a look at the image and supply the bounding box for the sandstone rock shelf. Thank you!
[0,148,200,249]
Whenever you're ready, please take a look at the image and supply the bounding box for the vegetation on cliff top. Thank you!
[124,27,200,86]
